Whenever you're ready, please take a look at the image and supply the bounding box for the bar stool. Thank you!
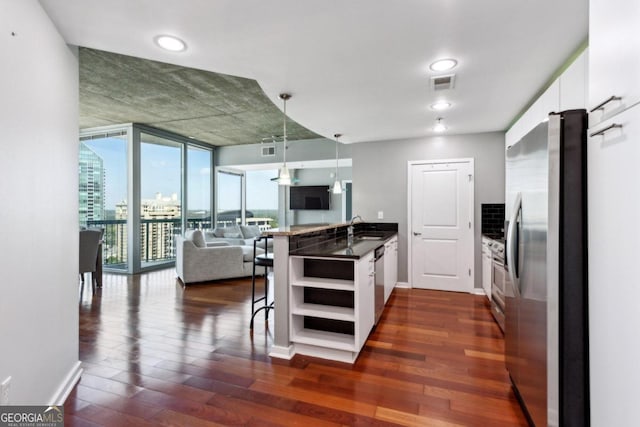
[250,235,274,329]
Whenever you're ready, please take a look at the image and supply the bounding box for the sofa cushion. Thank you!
[240,225,262,239]
[241,245,265,262]
[185,229,206,248]
[211,227,226,238]
[206,241,230,247]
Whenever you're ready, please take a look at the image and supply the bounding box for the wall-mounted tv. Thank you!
[290,185,331,210]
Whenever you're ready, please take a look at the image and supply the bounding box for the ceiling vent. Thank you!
[431,74,456,91]
[261,139,276,157]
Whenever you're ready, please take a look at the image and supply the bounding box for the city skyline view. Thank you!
[81,137,279,217]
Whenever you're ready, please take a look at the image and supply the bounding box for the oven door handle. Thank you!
[506,192,521,297]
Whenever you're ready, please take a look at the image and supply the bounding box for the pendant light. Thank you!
[331,133,343,194]
[433,117,447,133]
[277,93,292,186]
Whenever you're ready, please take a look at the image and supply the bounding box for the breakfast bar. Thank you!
[265,222,398,363]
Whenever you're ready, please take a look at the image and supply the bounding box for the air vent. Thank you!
[261,144,276,157]
[431,74,456,91]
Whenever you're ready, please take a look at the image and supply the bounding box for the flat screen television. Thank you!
[290,185,331,210]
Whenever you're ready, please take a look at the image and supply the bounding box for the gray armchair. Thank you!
[79,228,103,293]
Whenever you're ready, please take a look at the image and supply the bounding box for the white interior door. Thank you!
[410,160,474,292]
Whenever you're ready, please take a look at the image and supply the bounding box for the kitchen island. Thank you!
[265,222,398,363]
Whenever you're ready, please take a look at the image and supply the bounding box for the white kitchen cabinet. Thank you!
[589,0,640,126]
[559,50,587,111]
[289,253,374,363]
[383,235,398,303]
[481,237,492,300]
[588,102,640,426]
[356,252,375,349]
[506,80,560,149]
[506,50,588,149]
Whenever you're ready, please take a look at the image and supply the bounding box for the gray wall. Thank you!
[217,138,353,228]
[0,1,80,404]
[216,137,353,166]
[351,132,505,288]
[290,167,352,225]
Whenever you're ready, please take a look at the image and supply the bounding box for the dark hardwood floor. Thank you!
[68,269,527,426]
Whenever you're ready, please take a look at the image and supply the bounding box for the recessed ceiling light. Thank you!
[154,35,187,52]
[431,101,451,111]
[433,118,447,133]
[430,58,458,72]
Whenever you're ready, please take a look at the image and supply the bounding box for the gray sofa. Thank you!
[176,229,264,284]
[204,224,273,249]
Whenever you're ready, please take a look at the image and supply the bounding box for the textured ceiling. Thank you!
[79,48,320,146]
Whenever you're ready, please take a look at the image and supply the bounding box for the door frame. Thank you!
[341,179,353,222]
[407,158,475,291]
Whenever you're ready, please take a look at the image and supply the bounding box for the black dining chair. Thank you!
[79,228,103,294]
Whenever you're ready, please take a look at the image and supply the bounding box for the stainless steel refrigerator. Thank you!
[505,109,589,427]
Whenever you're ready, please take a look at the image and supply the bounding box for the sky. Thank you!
[83,136,278,212]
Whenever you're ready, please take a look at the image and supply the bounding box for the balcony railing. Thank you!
[86,217,212,268]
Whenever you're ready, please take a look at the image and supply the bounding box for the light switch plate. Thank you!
[377,211,384,219]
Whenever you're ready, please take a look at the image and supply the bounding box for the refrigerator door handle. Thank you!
[507,192,522,296]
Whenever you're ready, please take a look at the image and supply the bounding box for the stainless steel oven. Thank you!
[489,241,506,331]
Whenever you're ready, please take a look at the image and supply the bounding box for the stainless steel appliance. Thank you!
[488,239,505,331]
[505,110,589,426]
[374,245,385,324]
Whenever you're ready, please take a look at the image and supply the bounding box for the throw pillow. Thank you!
[212,227,226,238]
[240,225,262,239]
[190,229,206,248]
[219,224,242,238]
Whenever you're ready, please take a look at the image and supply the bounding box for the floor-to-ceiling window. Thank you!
[79,124,213,274]
[187,146,212,229]
[246,169,278,229]
[79,129,129,271]
[139,132,182,268]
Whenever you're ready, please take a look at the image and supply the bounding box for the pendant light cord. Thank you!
[335,136,339,178]
[283,97,287,166]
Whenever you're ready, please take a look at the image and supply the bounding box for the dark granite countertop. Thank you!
[289,230,397,259]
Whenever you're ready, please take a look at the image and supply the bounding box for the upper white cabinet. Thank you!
[506,50,588,149]
[506,80,560,148]
[560,51,588,111]
[589,0,640,126]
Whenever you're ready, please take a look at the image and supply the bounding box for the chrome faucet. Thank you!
[347,215,363,246]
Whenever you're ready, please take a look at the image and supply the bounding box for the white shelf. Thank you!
[291,276,354,291]
[291,328,356,351]
[292,303,355,321]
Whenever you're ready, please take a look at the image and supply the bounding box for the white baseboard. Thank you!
[395,282,410,289]
[471,288,486,296]
[49,361,82,406]
[294,343,357,364]
[269,345,295,360]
